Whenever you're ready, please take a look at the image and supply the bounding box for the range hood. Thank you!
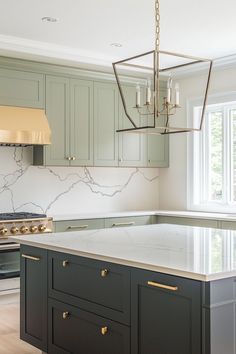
[0,105,51,146]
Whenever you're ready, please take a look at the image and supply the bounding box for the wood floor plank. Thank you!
[0,299,41,354]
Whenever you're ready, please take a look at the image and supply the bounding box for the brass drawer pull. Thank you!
[112,222,135,227]
[101,269,109,277]
[22,254,40,261]
[62,260,69,267]
[101,326,108,335]
[62,311,69,320]
[147,281,178,292]
[67,225,89,230]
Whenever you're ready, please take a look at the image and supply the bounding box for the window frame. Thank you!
[187,92,236,213]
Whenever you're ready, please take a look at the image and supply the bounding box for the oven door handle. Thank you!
[0,243,20,251]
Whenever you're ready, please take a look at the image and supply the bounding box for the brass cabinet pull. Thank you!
[101,269,109,277]
[67,225,89,230]
[147,281,178,292]
[112,222,135,227]
[22,254,40,261]
[62,311,69,320]
[62,260,69,267]
[67,157,72,161]
[101,326,108,335]
[71,156,76,161]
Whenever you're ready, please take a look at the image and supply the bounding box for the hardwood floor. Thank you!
[0,295,40,354]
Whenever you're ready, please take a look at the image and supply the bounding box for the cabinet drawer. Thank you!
[221,221,236,230]
[48,299,130,354]
[156,216,218,228]
[48,251,130,324]
[105,216,152,228]
[54,218,105,232]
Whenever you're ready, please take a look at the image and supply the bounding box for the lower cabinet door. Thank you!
[48,299,130,354]
[131,269,202,354]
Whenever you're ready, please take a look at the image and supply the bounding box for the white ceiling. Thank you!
[0,0,236,70]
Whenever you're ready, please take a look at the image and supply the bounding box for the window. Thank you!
[188,95,236,212]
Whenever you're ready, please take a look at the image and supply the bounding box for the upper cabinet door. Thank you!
[147,87,169,167]
[70,79,94,166]
[118,85,147,167]
[94,82,119,166]
[45,75,70,166]
[0,68,44,108]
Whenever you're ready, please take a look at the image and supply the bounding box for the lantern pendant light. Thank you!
[112,0,213,135]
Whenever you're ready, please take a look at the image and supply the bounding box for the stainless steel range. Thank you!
[0,212,53,296]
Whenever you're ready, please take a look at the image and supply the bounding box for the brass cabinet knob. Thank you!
[67,157,72,161]
[101,269,109,277]
[0,227,8,236]
[38,224,47,232]
[101,326,108,335]
[30,225,38,233]
[20,226,28,234]
[62,260,69,268]
[10,227,19,235]
[62,311,69,320]
[71,156,76,161]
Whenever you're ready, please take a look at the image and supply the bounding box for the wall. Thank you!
[0,147,159,216]
[159,65,236,210]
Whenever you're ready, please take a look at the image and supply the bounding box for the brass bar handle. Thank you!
[62,260,69,267]
[22,254,40,262]
[101,326,108,335]
[147,281,178,292]
[67,225,89,230]
[62,311,69,320]
[112,222,135,227]
[101,269,109,277]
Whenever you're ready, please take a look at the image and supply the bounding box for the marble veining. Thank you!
[0,147,159,215]
[12,223,236,281]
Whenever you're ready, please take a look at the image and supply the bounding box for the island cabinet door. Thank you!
[131,269,202,354]
[20,245,48,352]
[48,299,130,354]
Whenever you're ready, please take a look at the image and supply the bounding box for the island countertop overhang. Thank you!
[11,223,236,282]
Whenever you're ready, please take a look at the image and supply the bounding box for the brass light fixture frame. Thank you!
[112,0,213,135]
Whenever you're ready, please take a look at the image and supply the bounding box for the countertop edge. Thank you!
[16,238,231,282]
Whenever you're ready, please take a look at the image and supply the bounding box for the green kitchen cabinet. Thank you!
[34,76,94,166]
[94,82,119,166]
[147,86,169,167]
[70,79,94,166]
[118,85,147,167]
[0,67,44,108]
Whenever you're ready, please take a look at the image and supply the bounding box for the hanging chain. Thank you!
[155,0,160,53]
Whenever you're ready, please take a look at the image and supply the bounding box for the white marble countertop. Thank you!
[51,210,236,222]
[11,224,236,282]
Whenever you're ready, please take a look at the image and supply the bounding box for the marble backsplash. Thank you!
[0,147,159,216]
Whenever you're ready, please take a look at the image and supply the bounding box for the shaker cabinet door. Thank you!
[131,269,201,354]
[70,78,94,166]
[20,245,48,351]
[94,81,119,166]
[44,75,70,166]
[118,84,147,167]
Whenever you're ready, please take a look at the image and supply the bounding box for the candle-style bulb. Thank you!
[146,80,151,105]
[167,75,172,103]
[175,83,180,106]
[136,84,141,107]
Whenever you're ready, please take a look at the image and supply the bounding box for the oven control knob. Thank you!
[0,227,8,236]
[10,227,19,235]
[30,225,38,233]
[20,226,29,234]
[38,224,47,232]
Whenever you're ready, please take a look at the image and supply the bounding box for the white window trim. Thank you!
[187,91,236,213]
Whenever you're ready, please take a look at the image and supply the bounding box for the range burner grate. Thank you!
[0,212,47,221]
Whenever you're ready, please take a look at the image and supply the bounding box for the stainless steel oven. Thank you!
[0,212,53,295]
[0,240,20,294]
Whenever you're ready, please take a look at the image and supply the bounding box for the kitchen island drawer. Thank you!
[48,299,130,354]
[105,215,152,228]
[48,251,130,324]
[54,218,105,232]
